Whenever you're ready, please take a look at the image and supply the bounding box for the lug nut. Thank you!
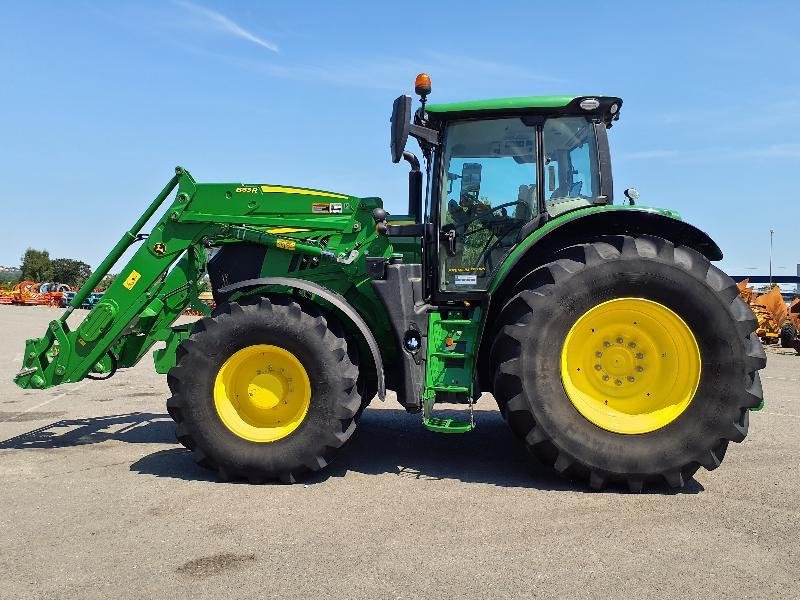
[628,341,637,348]
[603,341,612,348]
[636,352,644,360]
[636,366,644,372]
[602,375,610,381]
[614,379,622,386]
[616,337,624,344]
[594,364,602,371]
[627,376,635,382]
[595,351,603,358]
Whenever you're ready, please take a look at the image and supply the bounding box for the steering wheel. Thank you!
[442,200,532,258]
[457,201,531,238]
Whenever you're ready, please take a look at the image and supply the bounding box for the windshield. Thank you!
[438,116,601,292]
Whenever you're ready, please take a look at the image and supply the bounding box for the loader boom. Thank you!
[14,167,382,390]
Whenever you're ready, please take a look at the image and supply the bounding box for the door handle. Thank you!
[440,229,457,257]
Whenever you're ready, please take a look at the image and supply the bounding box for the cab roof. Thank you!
[425,95,622,124]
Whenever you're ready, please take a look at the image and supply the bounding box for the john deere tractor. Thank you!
[14,74,765,490]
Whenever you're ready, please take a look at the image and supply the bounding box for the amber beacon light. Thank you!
[414,73,432,97]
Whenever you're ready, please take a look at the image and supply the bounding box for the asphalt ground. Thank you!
[0,305,798,599]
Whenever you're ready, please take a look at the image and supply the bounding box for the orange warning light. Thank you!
[414,73,432,97]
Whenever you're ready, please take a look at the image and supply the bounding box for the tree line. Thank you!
[1,248,116,289]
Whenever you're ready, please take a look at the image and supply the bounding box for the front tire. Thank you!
[166,296,361,483]
[491,235,765,491]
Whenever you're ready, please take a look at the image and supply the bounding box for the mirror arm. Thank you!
[409,124,439,146]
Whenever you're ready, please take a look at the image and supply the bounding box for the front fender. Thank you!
[218,277,386,400]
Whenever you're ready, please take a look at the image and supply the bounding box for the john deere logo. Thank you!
[153,243,167,256]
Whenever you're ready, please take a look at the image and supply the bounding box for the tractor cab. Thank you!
[390,76,621,295]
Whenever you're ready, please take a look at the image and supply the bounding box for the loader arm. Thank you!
[14,168,216,389]
[14,167,366,390]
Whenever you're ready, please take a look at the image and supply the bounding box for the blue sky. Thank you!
[1,0,798,279]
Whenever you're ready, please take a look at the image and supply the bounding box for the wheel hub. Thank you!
[247,373,286,410]
[560,298,701,434]
[213,344,311,442]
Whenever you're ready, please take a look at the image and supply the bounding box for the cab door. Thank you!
[435,117,540,296]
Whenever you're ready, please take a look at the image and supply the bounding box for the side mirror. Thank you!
[624,188,640,206]
[390,95,412,164]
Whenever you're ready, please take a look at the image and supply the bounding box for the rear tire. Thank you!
[166,296,361,483]
[491,235,765,491]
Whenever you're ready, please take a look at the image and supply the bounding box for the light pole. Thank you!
[769,229,774,287]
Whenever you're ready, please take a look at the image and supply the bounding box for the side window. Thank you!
[543,117,599,216]
[439,118,538,292]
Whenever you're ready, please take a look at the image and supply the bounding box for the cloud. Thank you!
[175,1,279,52]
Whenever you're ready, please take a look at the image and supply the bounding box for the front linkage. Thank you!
[14,167,373,391]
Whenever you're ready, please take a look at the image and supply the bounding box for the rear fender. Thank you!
[489,207,721,297]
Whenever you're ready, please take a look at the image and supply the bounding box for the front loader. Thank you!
[15,74,765,491]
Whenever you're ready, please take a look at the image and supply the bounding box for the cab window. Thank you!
[439,118,538,292]
[543,117,600,216]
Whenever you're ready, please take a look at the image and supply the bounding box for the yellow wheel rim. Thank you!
[560,298,701,434]
[213,344,311,443]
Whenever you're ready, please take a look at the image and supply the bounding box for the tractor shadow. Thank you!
[0,411,176,449]
[313,406,704,494]
[0,406,703,494]
[133,404,703,494]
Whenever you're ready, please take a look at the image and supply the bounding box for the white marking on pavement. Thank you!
[763,412,800,419]
[3,382,88,422]
[762,376,799,382]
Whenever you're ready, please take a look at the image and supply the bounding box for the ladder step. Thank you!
[432,385,470,393]
[431,352,467,359]
[438,319,472,325]
[423,417,474,434]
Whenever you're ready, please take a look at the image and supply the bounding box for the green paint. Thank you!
[488,204,680,293]
[426,95,579,114]
[14,168,394,391]
[12,93,743,428]
[421,311,481,433]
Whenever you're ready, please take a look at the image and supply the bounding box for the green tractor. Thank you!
[14,74,765,491]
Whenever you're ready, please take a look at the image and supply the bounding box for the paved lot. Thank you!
[0,305,798,599]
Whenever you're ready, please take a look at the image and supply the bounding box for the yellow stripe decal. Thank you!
[265,227,312,234]
[260,185,348,199]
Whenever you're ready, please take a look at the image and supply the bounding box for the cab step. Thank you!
[422,388,475,434]
[423,416,474,434]
[430,352,467,359]
[432,385,470,393]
